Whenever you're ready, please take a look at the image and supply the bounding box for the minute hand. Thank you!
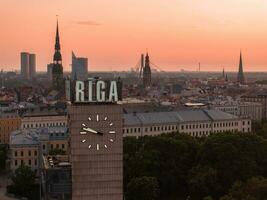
[83,127,103,135]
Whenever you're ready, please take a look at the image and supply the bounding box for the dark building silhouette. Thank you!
[237,51,245,84]
[143,53,152,88]
[52,20,64,90]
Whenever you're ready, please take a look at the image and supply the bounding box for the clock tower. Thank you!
[69,80,123,200]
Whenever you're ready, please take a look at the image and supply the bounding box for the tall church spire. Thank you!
[52,18,64,90]
[55,19,60,51]
[143,52,152,88]
[237,50,245,84]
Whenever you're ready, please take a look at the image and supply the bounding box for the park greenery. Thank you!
[7,163,39,200]
[0,145,7,172]
[124,121,267,200]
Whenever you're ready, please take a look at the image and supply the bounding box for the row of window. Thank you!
[14,150,38,157]
[181,123,210,130]
[0,126,20,131]
[14,159,38,166]
[51,143,65,149]
[123,125,178,134]
[22,122,66,128]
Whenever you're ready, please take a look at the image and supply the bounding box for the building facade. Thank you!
[70,104,123,200]
[0,112,21,144]
[123,109,251,137]
[71,51,88,81]
[21,108,68,129]
[21,52,30,79]
[9,127,69,173]
[20,52,36,80]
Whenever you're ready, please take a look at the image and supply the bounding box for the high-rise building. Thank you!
[21,52,36,80]
[71,51,88,81]
[52,20,64,90]
[47,63,53,81]
[21,52,30,79]
[29,53,36,79]
[143,53,152,88]
[237,51,245,84]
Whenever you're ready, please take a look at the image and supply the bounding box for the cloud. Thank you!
[75,20,101,26]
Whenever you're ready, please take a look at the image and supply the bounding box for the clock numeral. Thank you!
[104,145,108,149]
[82,123,86,127]
[109,139,114,143]
[80,131,87,135]
[109,123,113,126]
[96,114,99,122]
[97,144,99,150]
[109,131,116,134]
[88,145,91,149]
[82,139,86,143]
[88,117,92,121]
[104,117,108,121]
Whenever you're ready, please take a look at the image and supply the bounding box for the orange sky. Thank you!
[1,0,267,72]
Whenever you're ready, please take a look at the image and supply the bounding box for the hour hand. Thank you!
[83,127,103,135]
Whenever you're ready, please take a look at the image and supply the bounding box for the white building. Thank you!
[21,108,68,129]
[71,51,88,81]
[123,109,251,137]
[214,102,262,121]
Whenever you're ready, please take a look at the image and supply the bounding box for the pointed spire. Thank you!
[237,50,245,84]
[53,17,62,63]
[55,17,60,51]
[223,67,225,78]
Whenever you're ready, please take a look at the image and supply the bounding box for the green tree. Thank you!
[220,177,267,200]
[126,176,159,200]
[124,133,199,199]
[188,166,220,199]
[0,145,7,171]
[9,163,36,198]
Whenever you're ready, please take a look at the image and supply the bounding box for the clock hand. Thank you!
[83,127,97,134]
[83,127,104,136]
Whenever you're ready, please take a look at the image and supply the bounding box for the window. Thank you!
[43,145,46,150]
[62,144,65,149]
[21,160,24,165]
[34,151,37,156]
[15,160,17,166]
[14,151,17,157]
[21,151,24,157]
[28,160,31,165]
[35,159,37,166]
[51,144,53,149]
[28,150,31,156]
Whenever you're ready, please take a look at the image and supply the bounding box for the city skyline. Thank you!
[2,0,267,72]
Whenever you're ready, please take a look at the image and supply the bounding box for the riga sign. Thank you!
[65,79,121,103]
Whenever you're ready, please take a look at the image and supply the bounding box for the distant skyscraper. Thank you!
[47,63,53,81]
[71,51,88,81]
[29,53,36,79]
[52,19,64,90]
[143,53,152,88]
[21,52,36,80]
[222,67,225,78]
[20,52,30,79]
[237,51,245,84]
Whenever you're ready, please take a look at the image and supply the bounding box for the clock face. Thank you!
[79,114,116,150]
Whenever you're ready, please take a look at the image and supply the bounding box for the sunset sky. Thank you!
[1,0,267,72]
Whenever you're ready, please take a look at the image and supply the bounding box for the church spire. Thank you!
[53,17,62,64]
[237,50,245,84]
[55,19,60,51]
[52,17,64,90]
